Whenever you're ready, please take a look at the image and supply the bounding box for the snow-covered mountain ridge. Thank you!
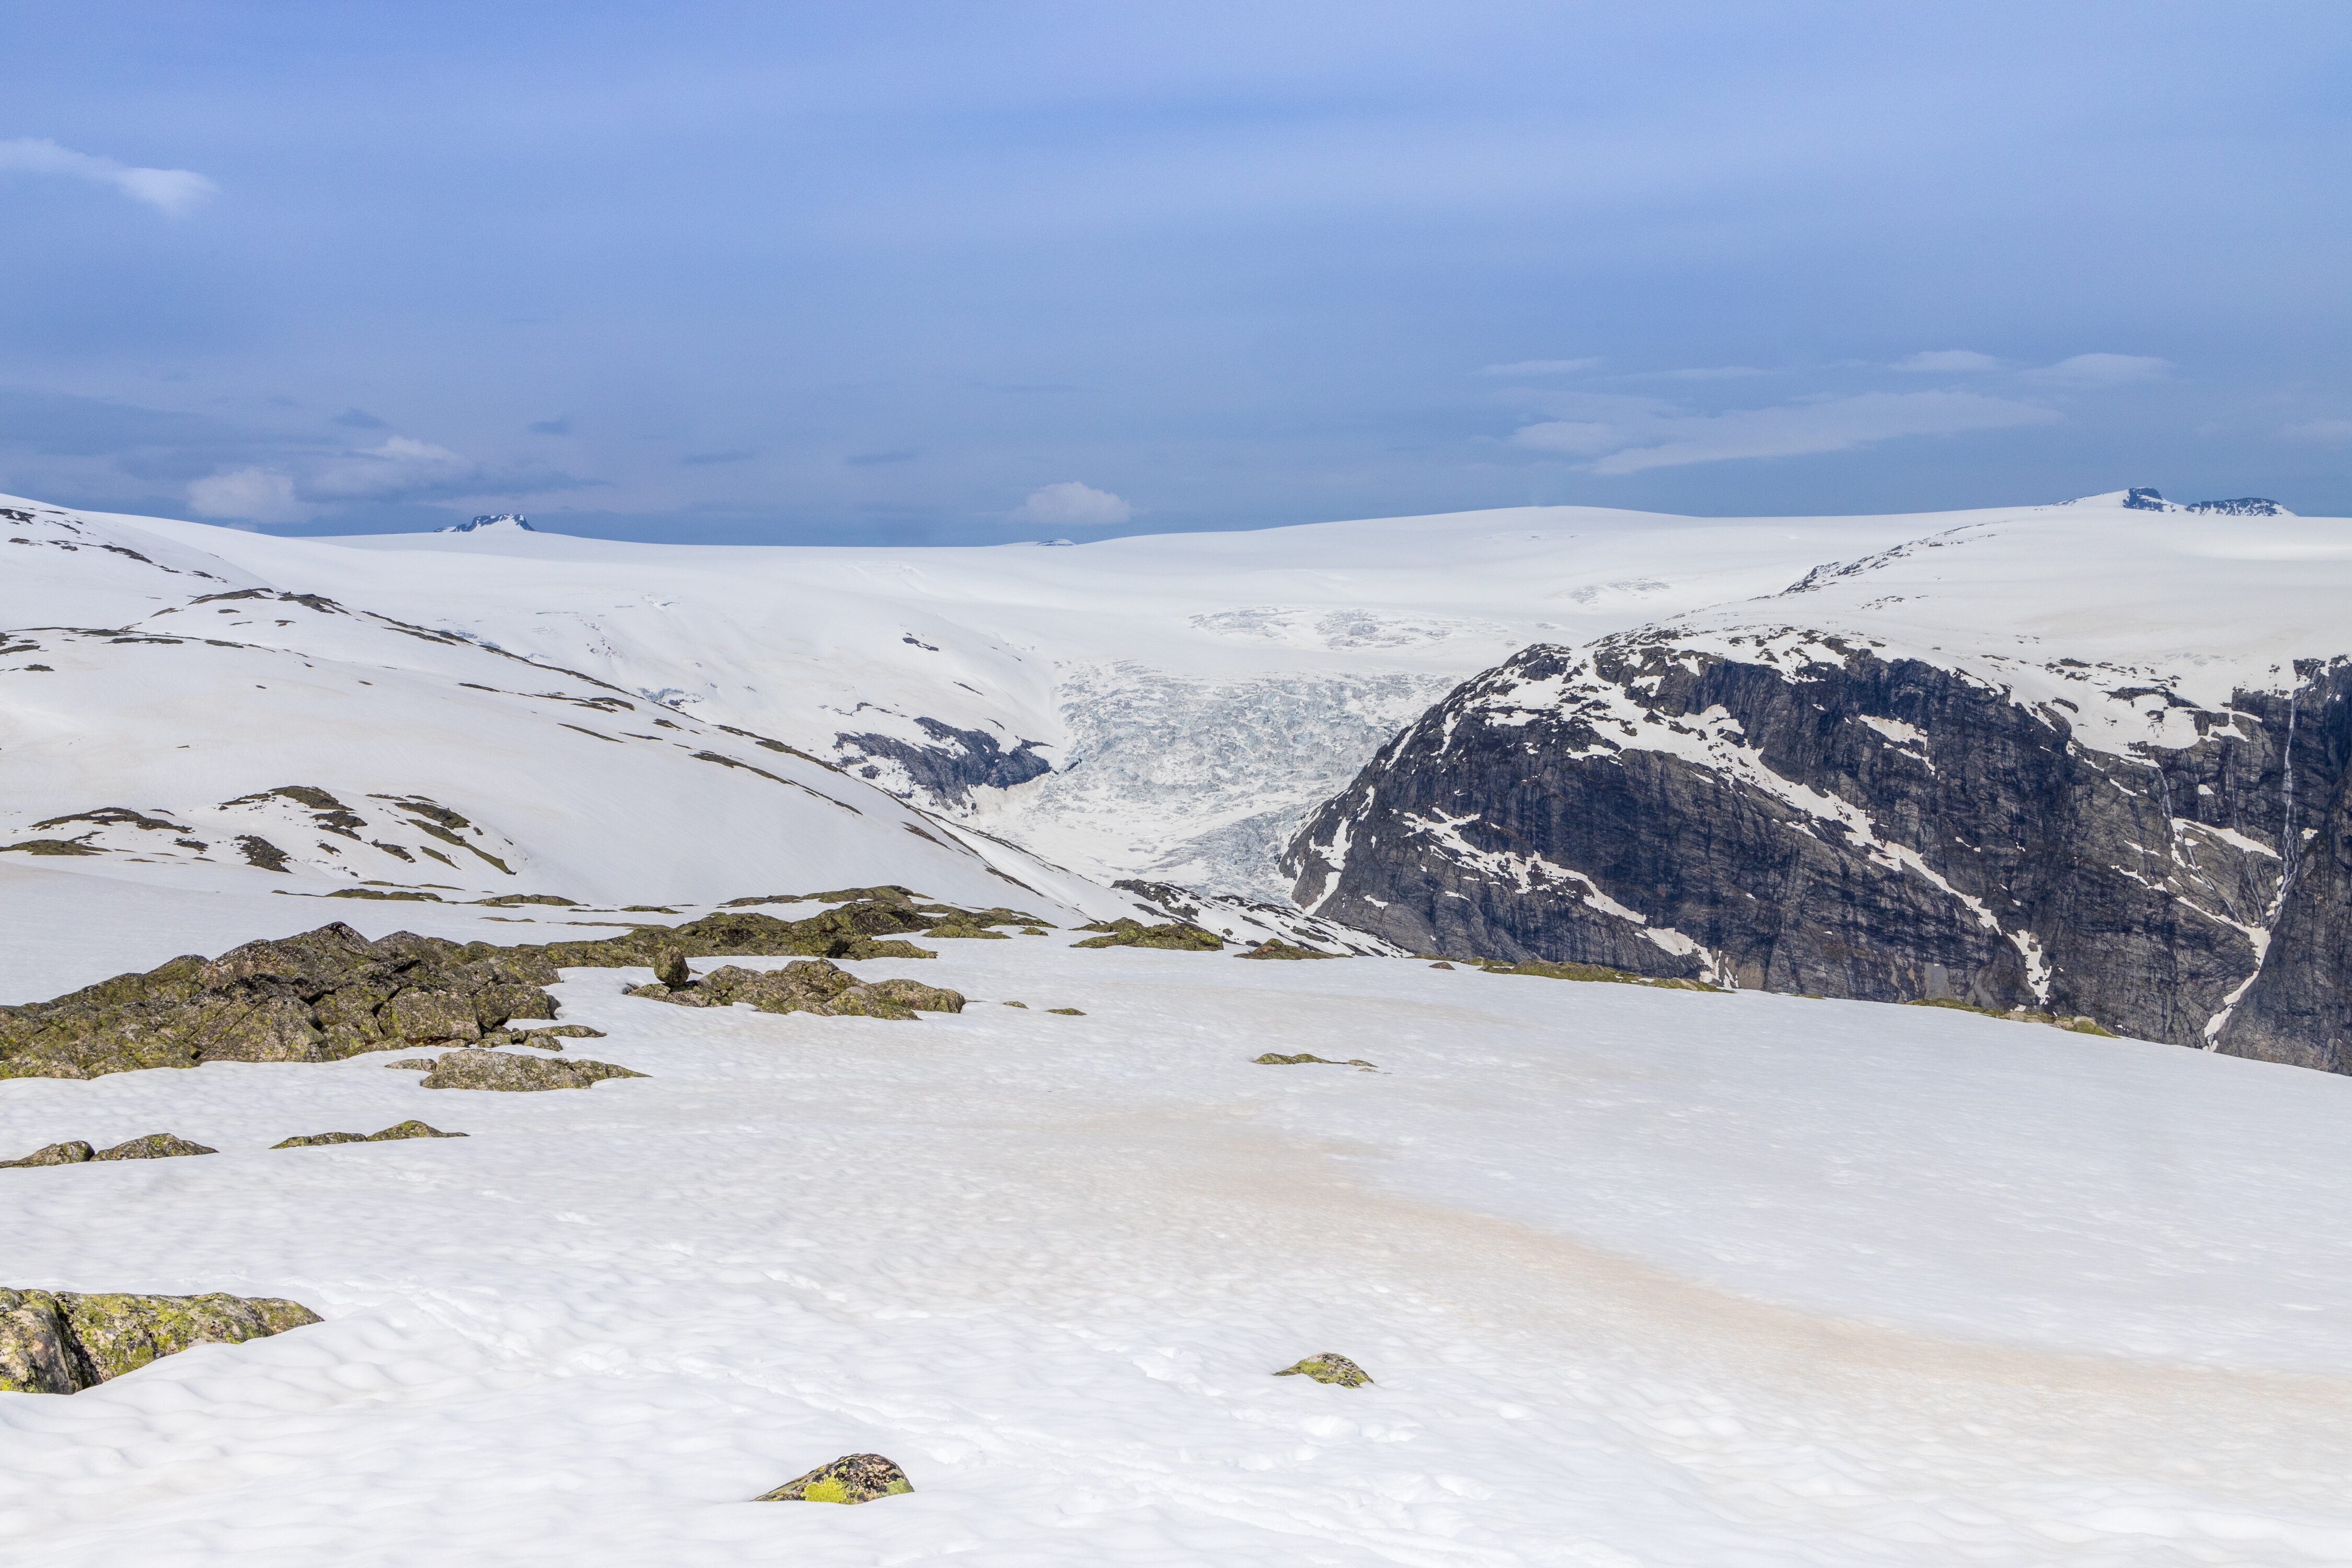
[1288,491,2352,1069]
[4,488,1954,910]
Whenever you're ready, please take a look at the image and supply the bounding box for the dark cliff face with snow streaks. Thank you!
[1285,629,2352,1069]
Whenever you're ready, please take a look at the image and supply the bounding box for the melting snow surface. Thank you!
[7,943,2352,1563]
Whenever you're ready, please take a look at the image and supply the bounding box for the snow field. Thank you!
[7,940,2352,1563]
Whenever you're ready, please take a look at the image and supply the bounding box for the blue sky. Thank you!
[1,2,2346,542]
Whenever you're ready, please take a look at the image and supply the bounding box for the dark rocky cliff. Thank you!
[1285,630,2352,1068]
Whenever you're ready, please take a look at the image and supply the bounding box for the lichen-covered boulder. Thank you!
[0,1289,82,1393]
[384,1057,440,1070]
[93,1134,218,1160]
[1,1287,322,1393]
[1070,918,1224,951]
[1274,1353,1372,1387]
[1240,941,1340,960]
[1,1140,95,1168]
[755,1452,913,1504]
[1429,961,1456,970]
[273,1121,463,1148]
[1047,1007,1085,1016]
[652,948,692,988]
[521,1023,606,1038]
[1252,1053,1376,1068]
[637,959,963,1021]
[367,1119,463,1140]
[418,1048,645,1091]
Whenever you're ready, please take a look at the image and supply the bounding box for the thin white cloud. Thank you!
[2021,353,2169,388]
[305,436,476,501]
[1620,365,1774,381]
[2283,418,2352,445]
[1011,480,1131,527]
[1895,350,2000,373]
[188,468,308,524]
[1477,358,1602,377]
[0,136,217,216]
[1514,389,2060,475]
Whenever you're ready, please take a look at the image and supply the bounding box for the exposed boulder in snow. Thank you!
[418,1048,644,1091]
[1273,1353,1372,1387]
[1070,918,1224,951]
[272,1121,465,1148]
[754,1452,913,1504]
[95,1134,219,1161]
[630,958,963,1020]
[0,1140,95,1167]
[1239,940,1338,960]
[0,1287,320,1394]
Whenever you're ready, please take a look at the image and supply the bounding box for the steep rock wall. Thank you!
[1286,631,2351,1064]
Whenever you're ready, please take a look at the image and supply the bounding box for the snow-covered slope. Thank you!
[0,497,1148,967]
[1288,491,2352,1065]
[30,493,1948,896]
[10,941,2352,1562]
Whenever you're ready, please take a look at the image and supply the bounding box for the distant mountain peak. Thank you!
[2064,488,2295,517]
[441,514,536,534]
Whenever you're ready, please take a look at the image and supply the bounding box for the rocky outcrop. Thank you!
[1070,918,1224,951]
[418,1050,644,1091]
[627,957,964,1020]
[272,1121,464,1148]
[0,897,998,1084]
[0,1288,321,1393]
[5,1134,221,1165]
[1254,1053,1377,1067]
[835,717,1051,806]
[0,921,559,1080]
[755,1452,914,1504]
[1287,630,2352,1067]
[1239,940,1338,960]
[1274,1353,1371,1387]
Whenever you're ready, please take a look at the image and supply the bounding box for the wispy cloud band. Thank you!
[0,136,217,216]
[1516,389,2060,474]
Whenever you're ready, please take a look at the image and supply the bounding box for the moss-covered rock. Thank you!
[755,1452,913,1504]
[0,1287,321,1393]
[0,896,1030,1083]
[275,1120,464,1148]
[1274,1353,1372,1387]
[1483,958,1723,991]
[1901,998,2118,1035]
[1240,941,1340,960]
[367,1119,462,1140]
[1046,1007,1085,1016]
[1253,1053,1377,1068]
[418,1049,645,1091]
[0,1140,95,1168]
[94,1134,218,1160]
[633,959,964,1021]
[1070,918,1224,951]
